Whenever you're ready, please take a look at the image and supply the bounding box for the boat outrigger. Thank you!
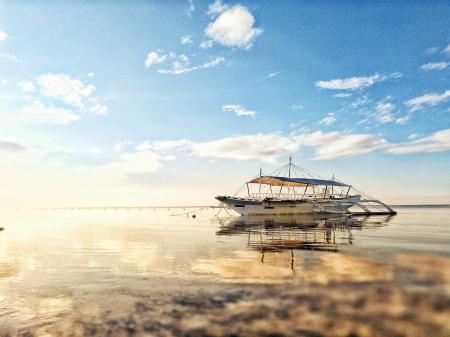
[216,157,396,216]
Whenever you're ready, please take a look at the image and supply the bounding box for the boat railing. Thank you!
[249,193,347,200]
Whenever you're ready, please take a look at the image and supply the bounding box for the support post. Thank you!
[331,174,334,196]
[303,184,308,197]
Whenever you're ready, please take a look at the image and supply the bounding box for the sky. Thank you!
[0,0,450,207]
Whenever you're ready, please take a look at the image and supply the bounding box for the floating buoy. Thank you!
[192,214,196,218]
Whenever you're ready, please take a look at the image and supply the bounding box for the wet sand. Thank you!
[2,254,450,337]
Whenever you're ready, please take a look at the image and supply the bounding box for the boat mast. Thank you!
[259,168,262,194]
[288,156,292,178]
[288,156,292,195]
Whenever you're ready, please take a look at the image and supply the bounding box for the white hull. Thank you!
[234,202,314,215]
[216,196,361,215]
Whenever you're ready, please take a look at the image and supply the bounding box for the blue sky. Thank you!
[0,0,450,206]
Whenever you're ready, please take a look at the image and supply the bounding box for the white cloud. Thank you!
[222,104,256,117]
[354,96,407,125]
[18,80,36,93]
[374,101,395,124]
[136,139,193,152]
[0,95,15,101]
[0,140,26,153]
[89,147,103,155]
[87,97,108,115]
[0,53,18,62]
[204,4,262,49]
[207,131,386,161]
[180,34,193,44]
[85,150,162,178]
[290,104,304,110]
[257,72,280,82]
[187,0,195,17]
[34,73,107,115]
[199,40,214,49]
[350,95,371,108]
[404,89,450,111]
[315,73,401,91]
[408,133,419,140]
[136,131,388,162]
[426,47,438,55]
[87,72,95,77]
[158,56,225,75]
[134,127,450,163]
[388,129,450,154]
[266,72,279,78]
[319,113,337,126]
[316,74,381,91]
[135,133,297,163]
[207,0,229,17]
[20,100,80,125]
[334,93,352,98]
[114,140,134,152]
[144,51,167,68]
[444,44,450,55]
[420,62,450,71]
[144,50,225,74]
[192,133,298,162]
[0,112,18,128]
[294,131,389,160]
[395,115,410,125]
[37,73,96,107]
[0,31,7,41]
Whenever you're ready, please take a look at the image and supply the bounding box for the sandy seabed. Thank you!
[3,256,450,337]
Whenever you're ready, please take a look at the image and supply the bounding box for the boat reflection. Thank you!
[189,214,397,282]
[217,214,394,255]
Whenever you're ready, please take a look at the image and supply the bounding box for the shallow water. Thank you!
[0,206,449,332]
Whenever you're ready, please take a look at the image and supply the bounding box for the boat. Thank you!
[215,157,396,216]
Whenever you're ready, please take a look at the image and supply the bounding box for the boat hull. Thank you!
[216,196,361,215]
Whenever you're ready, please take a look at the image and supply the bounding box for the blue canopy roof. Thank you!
[249,176,350,187]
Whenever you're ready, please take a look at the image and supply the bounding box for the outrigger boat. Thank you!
[216,157,396,216]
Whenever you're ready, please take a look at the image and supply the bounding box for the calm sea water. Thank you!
[0,206,449,329]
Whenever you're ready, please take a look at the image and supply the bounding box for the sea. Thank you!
[0,206,449,335]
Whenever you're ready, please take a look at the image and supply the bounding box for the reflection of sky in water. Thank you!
[0,207,449,329]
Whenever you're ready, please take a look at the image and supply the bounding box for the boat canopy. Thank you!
[248,176,350,188]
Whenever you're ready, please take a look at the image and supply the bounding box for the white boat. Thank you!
[216,158,396,216]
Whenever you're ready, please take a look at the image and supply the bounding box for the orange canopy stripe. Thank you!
[248,176,309,187]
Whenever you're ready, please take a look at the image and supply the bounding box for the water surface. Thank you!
[0,206,449,333]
